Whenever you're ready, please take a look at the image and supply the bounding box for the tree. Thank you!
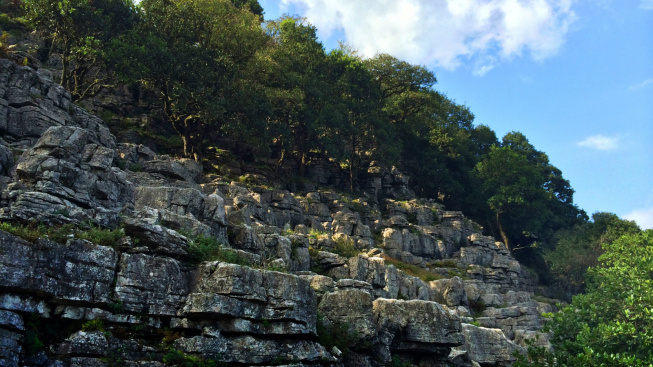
[328,49,387,190]
[517,230,653,366]
[23,0,138,101]
[544,213,640,298]
[113,0,268,160]
[475,144,549,248]
[263,17,339,175]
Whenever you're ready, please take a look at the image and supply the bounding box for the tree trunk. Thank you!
[496,211,510,249]
[299,152,308,177]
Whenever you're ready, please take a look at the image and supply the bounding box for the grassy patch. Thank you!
[187,234,250,266]
[82,319,105,332]
[163,349,225,367]
[382,255,441,282]
[0,221,124,247]
[430,259,460,268]
[309,227,328,240]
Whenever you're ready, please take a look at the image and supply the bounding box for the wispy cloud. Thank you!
[640,0,653,10]
[281,0,577,75]
[577,135,619,150]
[630,78,653,90]
[624,207,653,230]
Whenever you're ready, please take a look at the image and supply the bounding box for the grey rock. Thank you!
[115,253,189,315]
[429,276,468,307]
[0,294,51,316]
[53,331,109,357]
[0,328,21,367]
[184,262,317,335]
[143,155,202,183]
[374,299,464,350]
[7,125,132,228]
[0,311,23,332]
[174,335,335,365]
[0,231,117,304]
[123,216,191,257]
[318,289,376,340]
[459,323,524,366]
[349,254,387,290]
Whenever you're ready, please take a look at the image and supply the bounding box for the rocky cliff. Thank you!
[0,59,556,367]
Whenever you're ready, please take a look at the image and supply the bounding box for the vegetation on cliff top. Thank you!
[1,0,642,281]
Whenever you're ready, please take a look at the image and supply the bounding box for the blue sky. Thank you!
[259,0,653,229]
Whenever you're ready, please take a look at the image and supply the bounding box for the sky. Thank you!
[259,0,653,229]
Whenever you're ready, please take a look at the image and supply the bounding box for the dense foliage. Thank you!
[517,230,653,366]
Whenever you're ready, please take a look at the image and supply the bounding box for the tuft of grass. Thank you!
[0,221,124,247]
[430,259,460,268]
[82,319,105,332]
[309,227,328,240]
[187,234,250,266]
[382,255,441,282]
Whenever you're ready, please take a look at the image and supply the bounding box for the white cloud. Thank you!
[624,207,653,230]
[577,135,619,150]
[640,0,653,10]
[630,78,653,90]
[281,0,577,74]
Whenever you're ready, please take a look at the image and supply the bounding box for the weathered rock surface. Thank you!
[457,324,525,366]
[0,61,558,367]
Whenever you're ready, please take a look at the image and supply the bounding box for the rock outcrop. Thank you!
[0,60,558,367]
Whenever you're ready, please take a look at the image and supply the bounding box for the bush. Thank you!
[516,230,653,366]
[187,234,250,266]
[316,313,362,358]
[332,236,359,258]
[82,319,105,332]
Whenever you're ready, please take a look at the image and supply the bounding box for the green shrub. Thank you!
[82,319,105,332]
[188,234,250,266]
[333,236,358,258]
[316,313,361,358]
[128,163,143,172]
[468,298,486,317]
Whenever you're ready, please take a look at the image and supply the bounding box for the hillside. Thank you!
[0,57,560,366]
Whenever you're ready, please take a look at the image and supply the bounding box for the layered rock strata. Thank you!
[0,59,556,367]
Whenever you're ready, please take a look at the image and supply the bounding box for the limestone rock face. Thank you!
[184,262,317,335]
[458,324,525,366]
[115,253,189,316]
[8,125,133,227]
[0,230,118,304]
[0,59,559,367]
